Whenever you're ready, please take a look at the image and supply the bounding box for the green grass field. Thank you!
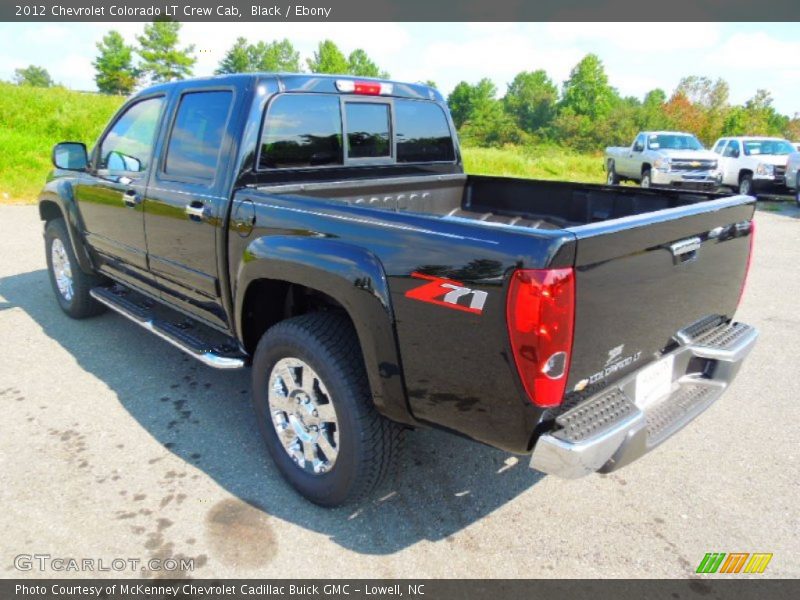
[0,83,603,204]
[0,82,124,203]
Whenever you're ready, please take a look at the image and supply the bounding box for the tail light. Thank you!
[736,219,756,309]
[507,268,575,408]
[335,80,393,95]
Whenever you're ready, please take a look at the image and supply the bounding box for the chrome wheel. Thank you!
[606,169,615,185]
[50,238,73,302]
[740,177,752,196]
[267,358,339,474]
[641,172,651,188]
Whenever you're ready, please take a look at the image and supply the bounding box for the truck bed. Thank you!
[257,173,727,231]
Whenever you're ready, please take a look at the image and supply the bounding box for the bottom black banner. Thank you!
[1,579,796,600]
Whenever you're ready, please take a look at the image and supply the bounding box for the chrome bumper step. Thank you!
[531,321,758,478]
[90,286,247,369]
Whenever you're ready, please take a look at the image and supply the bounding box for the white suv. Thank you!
[710,136,794,196]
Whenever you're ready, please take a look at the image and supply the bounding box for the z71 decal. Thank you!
[404,272,488,315]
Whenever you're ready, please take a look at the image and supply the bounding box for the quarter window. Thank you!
[345,102,391,159]
[164,91,233,181]
[260,95,343,169]
[100,97,164,173]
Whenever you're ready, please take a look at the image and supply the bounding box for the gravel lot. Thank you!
[0,202,797,579]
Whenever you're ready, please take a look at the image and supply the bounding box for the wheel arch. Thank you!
[38,180,95,274]
[235,235,414,426]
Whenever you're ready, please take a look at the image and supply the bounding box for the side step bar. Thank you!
[90,286,247,369]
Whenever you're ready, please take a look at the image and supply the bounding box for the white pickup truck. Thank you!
[605,131,721,190]
[710,136,794,196]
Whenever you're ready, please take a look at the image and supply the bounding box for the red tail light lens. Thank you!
[736,219,755,309]
[335,80,393,95]
[507,268,576,408]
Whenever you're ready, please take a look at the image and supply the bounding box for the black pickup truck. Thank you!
[40,74,758,506]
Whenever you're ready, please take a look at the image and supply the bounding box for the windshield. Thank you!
[648,134,704,151]
[743,139,794,156]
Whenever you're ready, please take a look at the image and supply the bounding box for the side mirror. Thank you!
[52,142,88,171]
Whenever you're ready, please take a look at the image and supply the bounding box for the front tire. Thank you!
[45,218,105,319]
[640,169,652,188]
[251,312,405,506]
[606,161,619,185]
[739,173,754,196]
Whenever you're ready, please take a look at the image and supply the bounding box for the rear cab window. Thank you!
[258,93,455,171]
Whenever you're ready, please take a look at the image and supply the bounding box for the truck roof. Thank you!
[641,131,698,136]
[131,72,444,102]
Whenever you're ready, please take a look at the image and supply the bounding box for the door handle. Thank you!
[185,201,207,220]
[123,189,141,207]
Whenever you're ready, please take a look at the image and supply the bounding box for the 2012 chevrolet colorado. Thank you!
[40,74,757,506]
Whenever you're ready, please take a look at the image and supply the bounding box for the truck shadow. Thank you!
[0,269,544,556]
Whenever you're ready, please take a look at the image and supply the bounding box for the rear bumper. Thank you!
[530,320,758,479]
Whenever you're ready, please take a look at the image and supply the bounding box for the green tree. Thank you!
[253,39,301,72]
[13,65,53,87]
[306,40,348,74]
[447,79,518,146]
[216,38,301,74]
[639,88,670,130]
[136,21,196,83]
[421,79,438,89]
[347,49,388,78]
[560,54,616,119]
[215,37,251,74]
[93,31,138,94]
[504,70,558,134]
[447,79,497,129]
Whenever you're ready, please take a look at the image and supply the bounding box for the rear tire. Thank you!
[45,218,105,319]
[739,173,754,196]
[606,162,619,185]
[251,312,405,507]
[640,169,652,188]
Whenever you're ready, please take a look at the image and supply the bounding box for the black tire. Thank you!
[251,312,405,506]
[606,161,619,185]
[44,218,106,319]
[640,168,652,188]
[739,173,754,196]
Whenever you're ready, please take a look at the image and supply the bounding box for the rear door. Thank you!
[143,88,237,329]
[565,196,755,396]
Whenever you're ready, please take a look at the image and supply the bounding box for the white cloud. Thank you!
[544,22,722,53]
[705,32,800,70]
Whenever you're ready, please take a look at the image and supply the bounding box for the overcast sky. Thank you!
[1,22,798,116]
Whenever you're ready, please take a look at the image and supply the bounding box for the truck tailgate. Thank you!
[564,195,755,397]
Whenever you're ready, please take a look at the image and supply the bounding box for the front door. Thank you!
[143,89,235,329]
[75,95,165,286]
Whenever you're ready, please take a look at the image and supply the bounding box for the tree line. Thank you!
[449,54,799,151]
[11,22,799,151]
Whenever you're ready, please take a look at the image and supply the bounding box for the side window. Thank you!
[99,97,164,174]
[713,140,726,155]
[395,100,455,163]
[260,95,342,169]
[724,140,740,158]
[345,102,391,159]
[633,135,645,152]
[164,91,233,181]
